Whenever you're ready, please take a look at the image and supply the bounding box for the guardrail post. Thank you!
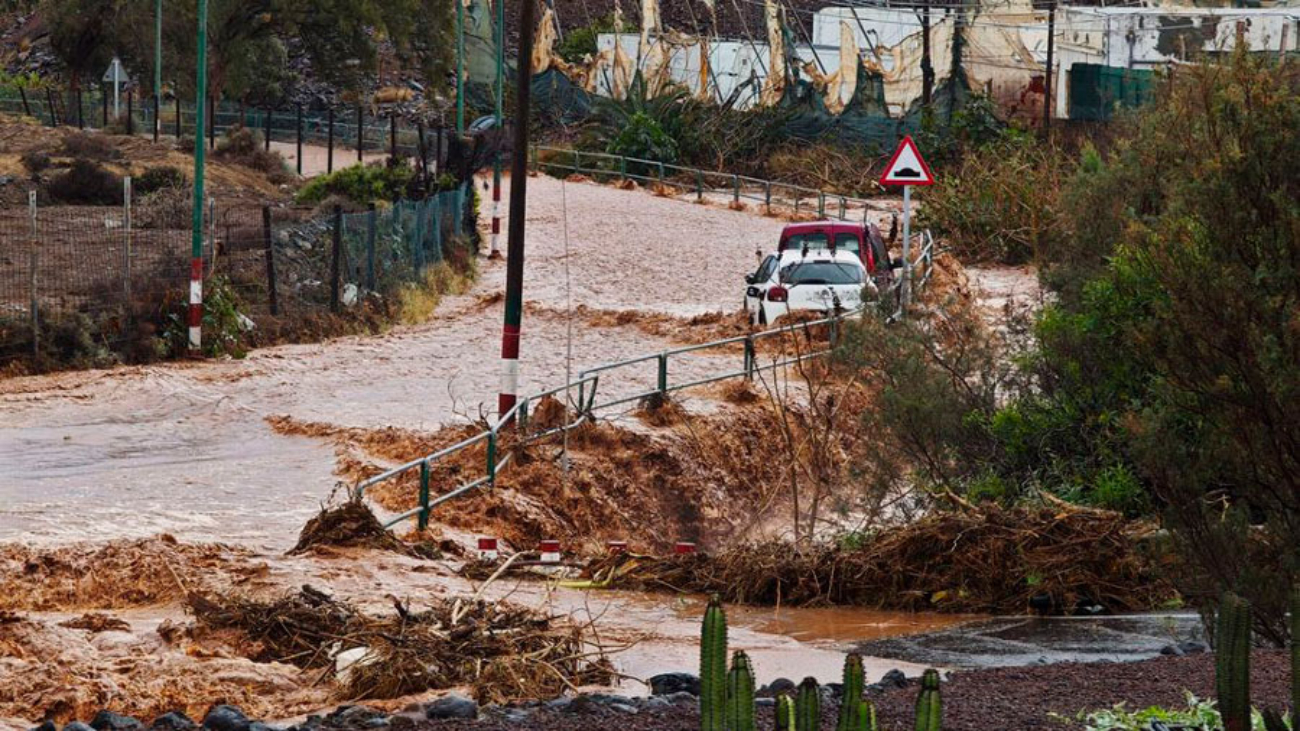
[573,149,581,174]
[619,154,627,179]
[765,181,772,210]
[487,432,498,485]
[695,170,703,202]
[732,175,740,204]
[794,193,800,214]
[417,460,431,530]
[519,399,530,434]
[817,192,825,218]
[657,162,665,184]
[744,336,755,380]
[839,196,847,221]
[657,353,668,396]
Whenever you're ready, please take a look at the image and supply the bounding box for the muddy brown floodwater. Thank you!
[1,177,1007,725]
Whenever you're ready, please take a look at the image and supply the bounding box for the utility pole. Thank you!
[498,0,535,420]
[456,0,466,134]
[154,0,162,138]
[189,0,208,354]
[490,0,505,259]
[1042,0,1056,136]
[921,0,934,106]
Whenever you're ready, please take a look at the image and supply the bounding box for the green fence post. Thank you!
[454,184,464,238]
[366,202,377,290]
[765,181,772,209]
[413,199,426,271]
[657,162,665,184]
[657,353,668,396]
[417,460,431,531]
[732,175,740,204]
[619,154,627,179]
[744,336,755,380]
[818,192,825,218]
[839,196,847,220]
[487,432,498,485]
[574,149,581,174]
[519,399,530,434]
[696,170,704,202]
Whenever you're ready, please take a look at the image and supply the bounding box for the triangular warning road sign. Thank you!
[879,136,935,186]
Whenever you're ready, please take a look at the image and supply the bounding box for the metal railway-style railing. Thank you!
[530,146,889,223]
[355,230,937,532]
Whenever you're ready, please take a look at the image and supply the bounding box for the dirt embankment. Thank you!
[0,114,290,205]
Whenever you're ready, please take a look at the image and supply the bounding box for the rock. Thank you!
[641,697,671,710]
[90,712,143,730]
[63,724,96,731]
[825,682,844,698]
[880,669,908,689]
[664,691,697,706]
[201,705,250,731]
[1160,644,1185,656]
[1178,640,1209,655]
[248,725,286,731]
[341,283,359,307]
[30,722,57,731]
[648,672,700,696]
[149,712,197,730]
[543,697,572,711]
[609,703,639,715]
[424,694,477,720]
[584,693,627,706]
[767,677,796,694]
[755,698,776,708]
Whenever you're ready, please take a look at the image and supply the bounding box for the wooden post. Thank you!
[45,87,58,126]
[264,106,272,151]
[78,89,85,129]
[327,107,335,174]
[126,89,134,135]
[175,95,182,139]
[102,86,109,127]
[18,86,31,117]
[295,104,303,176]
[356,103,364,163]
[152,94,159,142]
[330,205,343,313]
[262,206,278,316]
[1043,0,1056,136]
[389,114,397,162]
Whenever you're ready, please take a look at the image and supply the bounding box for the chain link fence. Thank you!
[0,182,476,371]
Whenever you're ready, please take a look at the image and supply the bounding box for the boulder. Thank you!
[149,712,197,730]
[424,694,477,720]
[201,705,250,731]
[90,712,142,730]
[648,672,700,697]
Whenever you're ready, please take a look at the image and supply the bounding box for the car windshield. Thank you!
[784,232,861,255]
[780,261,863,285]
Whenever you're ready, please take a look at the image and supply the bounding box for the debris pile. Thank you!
[290,496,438,558]
[188,586,612,704]
[571,504,1176,613]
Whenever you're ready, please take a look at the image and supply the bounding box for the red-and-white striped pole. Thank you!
[489,159,503,259]
[189,257,203,351]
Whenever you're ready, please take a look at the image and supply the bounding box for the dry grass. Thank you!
[396,260,478,325]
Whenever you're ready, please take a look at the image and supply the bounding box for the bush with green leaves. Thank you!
[134,165,187,195]
[296,162,415,206]
[556,14,616,64]
[45,159,123,205]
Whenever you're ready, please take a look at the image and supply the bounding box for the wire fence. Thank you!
[0,181,475,369]
[0,85,454,176]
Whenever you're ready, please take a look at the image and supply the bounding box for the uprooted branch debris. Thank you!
[187,586,614,704]
[290,496,440,558]
[570,504,1176,614]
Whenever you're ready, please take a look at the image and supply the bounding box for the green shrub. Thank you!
[58,131,121,161]
[296,163,414,206]
[134,165,187,195]
[46,159,123,204]
[607,111,679,166]
[20,150,50,177]
[918,136,1069,265]
[556,14,615,64]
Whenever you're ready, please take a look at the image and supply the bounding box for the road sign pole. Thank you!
[901,184,912,308]
[190,0,208,354]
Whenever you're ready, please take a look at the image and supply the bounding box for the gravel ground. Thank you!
[404,652,1295,731]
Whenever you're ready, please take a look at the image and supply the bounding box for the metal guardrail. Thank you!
[531,145,889,223]
[355,231,937,531]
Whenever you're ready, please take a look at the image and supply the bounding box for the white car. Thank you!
[744,249,874,326]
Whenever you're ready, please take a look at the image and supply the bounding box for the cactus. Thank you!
[775,694,796,731]
[725,651,756,731]
[914,669,942,731]
[700,595,728,731]
[837,654,866,731]
[795,677,821,731]
[1215,592,1252,731]
[841,698,878,731]
[1291,582,1298,729]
